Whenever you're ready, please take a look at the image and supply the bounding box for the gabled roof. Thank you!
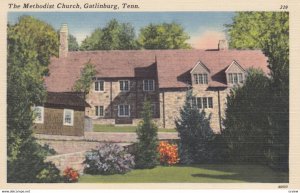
[45,49,269,91]
[225,60,246,73]
[190,60,210,74]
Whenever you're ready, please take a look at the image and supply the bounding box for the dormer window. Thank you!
[194,73,208,84]
[228,73,244,84]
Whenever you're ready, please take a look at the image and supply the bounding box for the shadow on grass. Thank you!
[189,164,288,183]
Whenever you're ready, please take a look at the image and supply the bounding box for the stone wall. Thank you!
[86,78,160,124]
[160,87,230,132]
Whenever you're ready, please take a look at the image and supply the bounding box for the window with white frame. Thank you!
[193,73,208,84]
[228,73,244,84]
[119,80,130,92]
[95,106,104,117]
[143,80,155,91]
[63,109,74,126]
[33,106,44,124]
[118,104,130,117]
[191,97,213,109]
[95,80,104,91]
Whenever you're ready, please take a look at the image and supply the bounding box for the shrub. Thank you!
[135,100,159,169]
[63,167,79,183]
[83,143,135,175]
[175,90,214,164]
[35,163,62,183]
[157,141,179,165]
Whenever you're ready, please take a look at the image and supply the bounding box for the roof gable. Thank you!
[190,60,210,74]
[225,60,246,73]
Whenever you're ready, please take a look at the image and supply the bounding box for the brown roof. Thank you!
[45,49,269,91]
[46,92,89,107]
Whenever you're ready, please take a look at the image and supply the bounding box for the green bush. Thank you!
[175,90,214,164]
[135,100,159,169]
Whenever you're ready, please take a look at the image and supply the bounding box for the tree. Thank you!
[222,69,271,163]
[226,12,289,170]
[7,16,61,182]
[80,19,138,50]
[135,100,159,169]
[175,90,214,164]
[68,34,79,51]
[138,22,191,49]
[73,61,96,98]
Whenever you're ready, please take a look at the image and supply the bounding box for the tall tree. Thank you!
[7,16,61,182]
[138,22,191,49]
[135,100,159,169]
[80,19,138,50]
[73,61,96,98]
[226,12,289,170]
[222,69,271,163]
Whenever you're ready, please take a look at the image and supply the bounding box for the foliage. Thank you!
[7,15,61,182]
[73,61,96,96]
[36,164,62,183]
[80,19,138,50]
[222,69,271,163]
[157,141,179,166]
[226,12,289,170]
[135,100,159,169]
[175,90,214,164]
[68,34,79,51]
[138,22,191,49]
[83,143,135,175]
[63,167,79,183]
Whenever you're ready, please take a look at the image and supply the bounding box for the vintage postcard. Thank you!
[1,0,299,191]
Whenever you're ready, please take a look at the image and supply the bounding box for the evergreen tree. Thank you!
[175,90,214,164]
[135,100,159,169]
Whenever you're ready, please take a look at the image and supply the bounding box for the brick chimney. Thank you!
[218,39,228,51]
[59,24,68,58]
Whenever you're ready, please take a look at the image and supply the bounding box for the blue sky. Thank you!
[8,12,235,49]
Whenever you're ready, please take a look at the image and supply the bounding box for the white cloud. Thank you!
[188,30,226,49]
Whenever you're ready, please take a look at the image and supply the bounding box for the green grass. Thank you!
[79,164,288,183]
[93,124,177,133]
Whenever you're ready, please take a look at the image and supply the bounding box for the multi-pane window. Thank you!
[95,106,104,117]
[63,109,74,126]
[120,80,130,92]
[118,104,130,117]
[191,97,213,109]
[95,80,104,91]
[143,80,155,91]
[194,73,208,84]
[33,106,44,124]
[228,73,244,84]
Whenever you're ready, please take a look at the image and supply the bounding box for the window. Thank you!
[118,104,130,117]
[191,97,213,109]
[33,106,44,124]
[120,80,130,92]
[228,73,244,84]
[63,109,74,126]
[143,80,155,91]
[95,80,104,91]
[95,106,104,117]
[194,73,208,84]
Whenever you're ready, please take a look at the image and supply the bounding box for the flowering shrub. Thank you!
[84,143,135,175]
[157,141,179,165]
[63,167,79,183]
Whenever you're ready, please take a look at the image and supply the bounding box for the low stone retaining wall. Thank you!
[45,151,86,174]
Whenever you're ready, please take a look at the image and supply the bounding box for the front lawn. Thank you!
[79,164,288,183]
[93,124,177,133]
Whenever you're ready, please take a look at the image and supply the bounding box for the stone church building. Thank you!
[44,24,269,133]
